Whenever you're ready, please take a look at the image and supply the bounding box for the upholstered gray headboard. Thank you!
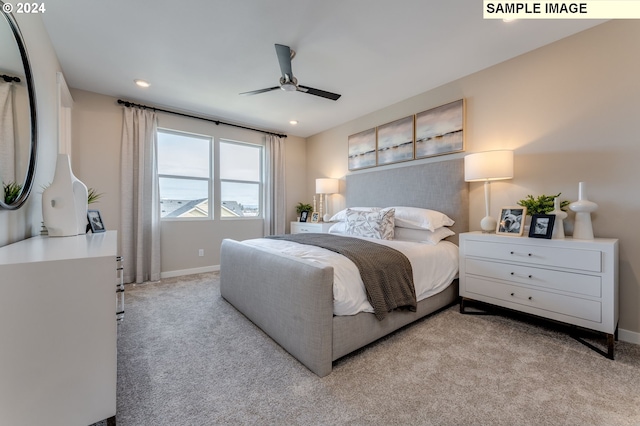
[345,158,469,245]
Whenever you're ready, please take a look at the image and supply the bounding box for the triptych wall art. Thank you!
[348,99,465,171]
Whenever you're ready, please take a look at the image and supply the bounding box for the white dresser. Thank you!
[459,231,618,358]
[0,231,118,426]
[290,221,334,234]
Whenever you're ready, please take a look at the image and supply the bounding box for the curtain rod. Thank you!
[1,74,21,83]
[117,99,287,138]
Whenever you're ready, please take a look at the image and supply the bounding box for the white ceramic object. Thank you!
[569,182,597,240]
[42,154,88,236]
[550,197,568,239]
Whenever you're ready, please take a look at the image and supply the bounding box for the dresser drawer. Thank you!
[465,258,602,297]
[466,276,602,323]
[293,225,317,233]
[465,240,602,272]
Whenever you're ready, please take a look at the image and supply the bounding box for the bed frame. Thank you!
[220,158,468,377]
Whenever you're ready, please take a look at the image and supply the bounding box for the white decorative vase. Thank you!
[569,182,597,240]
[549,197,567,239]
[42,154,89,237]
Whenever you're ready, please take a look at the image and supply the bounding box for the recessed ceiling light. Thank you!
[134,79,150,88]
[289,120,298,125]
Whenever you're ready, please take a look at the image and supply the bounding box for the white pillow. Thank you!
[329,207,381,222]
[345,208,395,240]
[390,206,455,232]
[393,226,455,245]
[328,221,347,234]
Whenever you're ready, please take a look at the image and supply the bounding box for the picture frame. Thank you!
[415,99,465,159]
[414,99,464,159]
[310,212,320,223]
[299,211,309,222]
[348,128,377,170]
[529,214,556,239]
[496,207,527,236]
[87,209,106,233]
[376,115,414,166]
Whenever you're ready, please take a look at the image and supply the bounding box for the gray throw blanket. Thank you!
[266,233,416,320]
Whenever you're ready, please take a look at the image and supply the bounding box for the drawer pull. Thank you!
[509,292,533,301]
[509,251,533,257]
[510,272,533,279]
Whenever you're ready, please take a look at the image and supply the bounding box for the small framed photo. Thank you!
[87,209,106,233]
[496,207,527,236]
[300,211,309,222]
[529,214,556,239]
[310,212,320,223]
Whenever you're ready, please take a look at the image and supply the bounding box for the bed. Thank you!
[220,158,468,377]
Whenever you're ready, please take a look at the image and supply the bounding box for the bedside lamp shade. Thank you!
[316,178,339,195]
[464,150,514,232]
[464,150,514,182]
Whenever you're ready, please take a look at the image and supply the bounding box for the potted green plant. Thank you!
[2,181,22,204]
[517,193,570,215]
[295,202,313,221]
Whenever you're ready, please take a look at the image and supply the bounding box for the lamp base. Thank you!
[480,216,497,233]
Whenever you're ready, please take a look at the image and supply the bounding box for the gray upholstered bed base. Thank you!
[220,158,468,377]
[220,238,458,377]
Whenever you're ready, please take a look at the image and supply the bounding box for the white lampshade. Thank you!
[316,178,339,194]
[464,150,514,182]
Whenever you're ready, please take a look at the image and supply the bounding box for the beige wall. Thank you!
[307,20,640,336]
[70,89,307,275]
[0,14,62,247]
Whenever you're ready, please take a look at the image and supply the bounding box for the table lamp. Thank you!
[464,150,514,232]
[315,178,339,222]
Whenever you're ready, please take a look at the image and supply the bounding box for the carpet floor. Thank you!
[102,272,640,425]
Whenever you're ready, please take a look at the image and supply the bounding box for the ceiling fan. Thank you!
[240,44,341,101]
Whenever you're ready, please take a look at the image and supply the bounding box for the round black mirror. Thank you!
[0,3,38,209]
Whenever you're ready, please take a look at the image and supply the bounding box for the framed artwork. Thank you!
[299,211,309,222]
[348,128,376,170]
[496,207,526,236]
[87,209,105,233]
[376,115,414,166]
[310,212,320,223]
[529,214,555,239]
[415,99,464,159]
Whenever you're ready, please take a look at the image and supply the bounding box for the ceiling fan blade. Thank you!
[297,85,342,101]
[275,44,294,80]
[239,86,280,96]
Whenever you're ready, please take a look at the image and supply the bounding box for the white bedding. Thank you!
[243,235,459,316]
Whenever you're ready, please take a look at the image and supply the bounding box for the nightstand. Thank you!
[290,221,334,234]
[459,231,619,359]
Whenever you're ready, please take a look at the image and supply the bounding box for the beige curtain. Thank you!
[263,134,286,236]
[120,107,161,283]
[0,82,15,189]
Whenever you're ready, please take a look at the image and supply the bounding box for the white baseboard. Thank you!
[160,265,220,279]
[618,328,640,345]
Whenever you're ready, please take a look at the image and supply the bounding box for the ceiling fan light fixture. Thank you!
[280,82,297,92]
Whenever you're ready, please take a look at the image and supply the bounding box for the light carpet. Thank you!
[102,272,640,425]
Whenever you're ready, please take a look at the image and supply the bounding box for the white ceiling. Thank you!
[41,1,604,138]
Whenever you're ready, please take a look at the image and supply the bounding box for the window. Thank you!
[157,130,211,219]
[220,140,262,218]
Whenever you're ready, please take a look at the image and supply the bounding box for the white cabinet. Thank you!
[0,231,118,426]
[290,221,334,234]
[459,232,618,358]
